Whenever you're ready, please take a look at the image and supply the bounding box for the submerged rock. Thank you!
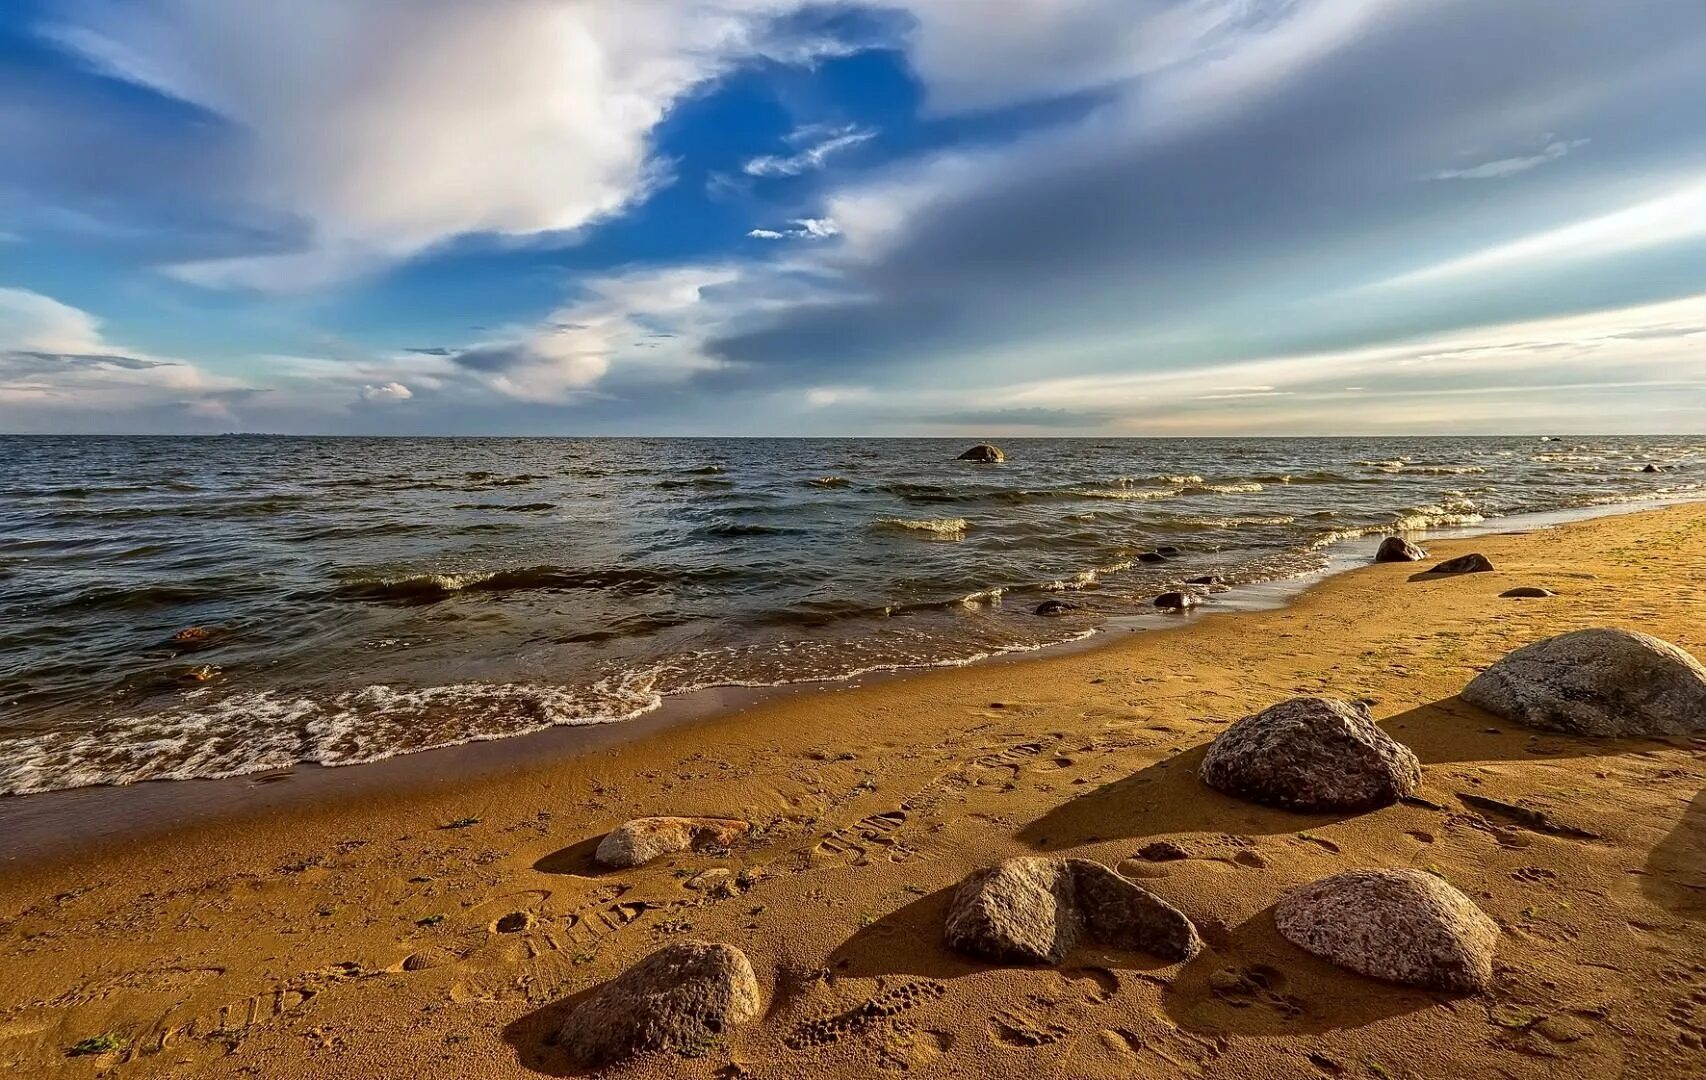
[1274,868,1498,993]
[1154,591,1198,611]
[1185,574,1224,587]
[1375,536,1427,563]
[1138,551,1169,564]
[1034,599,1081,617]
[944,856,1200,965]
[1499,586,1555,599]
[1462,628,1706,736]
[1200,697,1421,811]
[1428,553,1494,575]
[595,817,750,869]
[558,941,761,1065]
[957,443,1005,463]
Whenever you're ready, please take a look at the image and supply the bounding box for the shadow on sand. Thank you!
[502,983,602,1078]
[1643,785,1706,917]
[1015,696,1612,852]
[1161,903,1454,1036]
[531,836,617,877]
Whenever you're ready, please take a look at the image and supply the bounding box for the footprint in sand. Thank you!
[783,979,948,1050]
[812,809,916,867]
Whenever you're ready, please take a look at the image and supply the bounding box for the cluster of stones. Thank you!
[550,624,1706,1063]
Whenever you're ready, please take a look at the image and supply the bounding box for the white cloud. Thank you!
[1429,137,1588,181]
[744,125,875,177]
[50,0,827,290]
[359,381,412,403]
[804,384,873,407]
[1378,176,1706,288]
[748,217,840,240]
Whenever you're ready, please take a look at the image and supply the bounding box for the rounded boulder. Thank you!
[1462,627,1706,736]
[1200,697,1421,811]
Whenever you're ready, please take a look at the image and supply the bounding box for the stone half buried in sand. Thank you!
[1274,868,1498,993]
[558,941,761,1065]
[594,816,751,869]
[957,443,1005,463]
[1428,552,1494,574]
[1199,697,1421,812]
[944,856,1201,965]
[1462,627,1706,737]
[1374,536,1427,563]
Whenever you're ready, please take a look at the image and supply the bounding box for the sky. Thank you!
[2,0,1705,436]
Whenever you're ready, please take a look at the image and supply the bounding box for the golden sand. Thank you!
[2,504,1703,1078]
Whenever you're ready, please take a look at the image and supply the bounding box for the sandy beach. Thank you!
[2,502,1703,1078]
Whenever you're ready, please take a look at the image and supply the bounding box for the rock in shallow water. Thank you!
[558,941,761,1065]
[1154,591,1198,611]
[1200,697,1421,812]
[944,856,1200,965]
[1462,627,1706,736]
[957,443,1005,463]
[594,817,750,869]
[1374,536,1427,563]
[1034,599,1080,617]
[1274,868,1498,993]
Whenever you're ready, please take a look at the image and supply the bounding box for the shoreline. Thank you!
[2,492,1698,868]
[1,500,1701,1076]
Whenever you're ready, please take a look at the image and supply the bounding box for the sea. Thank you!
[1,435,1699,796]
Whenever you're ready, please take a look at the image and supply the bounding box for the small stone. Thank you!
[1034,599,1081,617]
[1136,841,1189,862]
[595,817,751,869]
[1185,575,1224,586]
[1375,536,1427,563]
[1138,551,1169,563]
[684,868,733,892]
[1499,587,1555,598]
[558,941,761,1065]
[1274,868,1498,993]
[1154,591,1198,611]
[1156,545,1182,556]
[1428,553,1494,575]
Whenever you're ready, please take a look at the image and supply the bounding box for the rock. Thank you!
[683,868,732,892]
[1154,591,1197,611]
[494,911,533,933]
[1138,551,1169,563]
[1136,841,1189,862]
[595,817,751,869]
[1462,627,1706,736]
[179,664,221,683]
[1185,575,1224,587]
[944,856,1200,965]
[558,941,761,1065]
[167,626,220,652]
[1274,868,1498,993]
[1642,463,1662,473]
[1034,599,1081,617]
[1428,553,1494,574]
[1499,587,1555,598]
[1156,545,1183,556]
[957,443,1005,463]
[1374,536,1427,563]
[1199,697,1421,812]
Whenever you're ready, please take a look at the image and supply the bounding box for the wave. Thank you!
[453,501,556,512]
[655,476,736,490]
[872,516,969,538]
[807,476,850,488]
[334,564,743,603]
[1308,501,1485,547]
[1183,481,1265,495]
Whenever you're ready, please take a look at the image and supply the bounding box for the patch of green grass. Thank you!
[68,1033,124,1057]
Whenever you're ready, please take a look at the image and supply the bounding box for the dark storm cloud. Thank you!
[448,344,533,373]
[707,0,1706,390]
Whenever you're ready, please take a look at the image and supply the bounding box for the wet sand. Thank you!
[2,503,1703,1078]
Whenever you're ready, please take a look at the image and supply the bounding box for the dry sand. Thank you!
[2,503,1704,1078]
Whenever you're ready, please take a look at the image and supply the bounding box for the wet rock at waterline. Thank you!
[1138,551,1169,564]
[1375,536,1427,563]
[1154,591,1198,611]
[1185,574,1224,587]
[1462,627,1706,736]
[944,856,1201,965]
[1200,697,1421,811]
[1034,599,1081,617]
[557,941,761,1065]
[594,817,751,869]
[957,443,1005,463]
[1428,553,1494,575]
[1274,869,1498,993]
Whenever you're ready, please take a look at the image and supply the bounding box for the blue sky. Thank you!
[2,0,1705,435]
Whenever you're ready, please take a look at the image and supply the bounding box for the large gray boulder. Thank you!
[1275,869,1498,993]
[957,443,1005,463]
[558,941,761,1064]
[1462,628,1706,736]
[944,856,1200,965]
[1200,697,1421,811]
[595,817,750,869]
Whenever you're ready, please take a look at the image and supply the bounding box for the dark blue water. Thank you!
[1,435,1699,794]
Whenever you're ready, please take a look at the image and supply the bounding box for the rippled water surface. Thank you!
[1,435,1700,794]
